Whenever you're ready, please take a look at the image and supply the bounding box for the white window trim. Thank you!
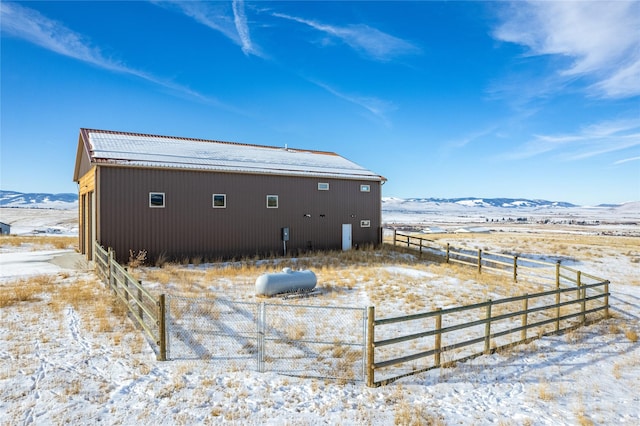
[360,219,371,228]
[360,184,371,192]
[318,182,329,191]
[266,195,279,208]
[212,194,227,208]
[149,192,165,208]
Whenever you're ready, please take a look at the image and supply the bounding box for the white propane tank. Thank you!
[255,268,317,297]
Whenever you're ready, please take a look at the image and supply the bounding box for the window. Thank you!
[360,184,371,192]
[266,195,279,208]
[318,182,329,191]
[360,220,371,228]
[149,192,165,208]
[212,194,226,208]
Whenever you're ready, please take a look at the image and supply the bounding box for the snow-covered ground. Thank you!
[0,208,77,235]
[382,198,640,237]
[0,208,639,425]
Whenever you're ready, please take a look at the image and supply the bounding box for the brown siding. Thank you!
[97,166,381,262]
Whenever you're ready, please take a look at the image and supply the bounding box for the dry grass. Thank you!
[2,273,142,348]
[0,235,77,250]
[536,382,555,401]
[0,274,59,307]
[624,328,639,343]
[132,232,621,321]
[422,232,638,258]
[391,384,445,426]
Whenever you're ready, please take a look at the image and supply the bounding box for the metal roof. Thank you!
[80,129,385,181]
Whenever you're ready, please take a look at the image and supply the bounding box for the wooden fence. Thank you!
[92,238,610,386]
[94,242,167,360]
[392,231,581,286]
[364,231,611,387]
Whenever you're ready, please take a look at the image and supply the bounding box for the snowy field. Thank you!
[0,206,639,425]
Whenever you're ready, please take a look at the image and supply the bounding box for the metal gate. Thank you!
[165,295,367,381]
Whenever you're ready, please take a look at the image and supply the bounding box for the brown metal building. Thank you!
[73,128,386,263]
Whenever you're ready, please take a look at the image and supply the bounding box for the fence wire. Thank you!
[165,295,366,381]
[166,295,258,370]
[261,303,367,381]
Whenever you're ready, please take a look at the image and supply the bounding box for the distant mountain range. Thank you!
[0,190,630,211]
[383,197,579,209]
[0,190,78,209]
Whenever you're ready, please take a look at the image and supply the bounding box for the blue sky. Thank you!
[1,1,639,205]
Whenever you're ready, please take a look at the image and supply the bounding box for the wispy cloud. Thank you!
[154,0,259,57]
[1,2,125,73]
[272,12,420,62]
[505,118,640,161]
[444,126,497,151]
[232,0,255,56]
[494,1,640,99]
[0,2,225,106]
[310,79,395,126]
[614,156,640,166]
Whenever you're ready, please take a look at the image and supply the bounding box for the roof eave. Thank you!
[92,161,385,182]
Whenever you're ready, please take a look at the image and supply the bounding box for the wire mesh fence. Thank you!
[260,303,367,381]
[165,295,367,381]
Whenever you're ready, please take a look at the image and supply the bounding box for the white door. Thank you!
[342,224,352,251]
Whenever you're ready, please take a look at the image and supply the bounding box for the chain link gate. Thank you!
[258,303,367,381]
[165,295,259,371]
[165,295,367,381]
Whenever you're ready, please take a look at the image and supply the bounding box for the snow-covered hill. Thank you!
[0,190,78,209]
[382,197,639,227]
[387,197,578,209]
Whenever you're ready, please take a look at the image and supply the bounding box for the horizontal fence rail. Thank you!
[367,230,611,386]
[391,231,579,287]
[94,242,166,360]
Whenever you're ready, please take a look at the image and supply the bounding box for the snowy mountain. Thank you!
[383,197,578,209]
[0,190,78,209]
[382,196,639,226]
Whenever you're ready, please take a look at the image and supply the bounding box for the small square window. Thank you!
[360,220,371,228]
[212,194,226,208]
[149,192,165,208]
[318,182,329,191]
[266,195,279,208]
[360,184,371,192]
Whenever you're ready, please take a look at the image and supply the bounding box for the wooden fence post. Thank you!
[138,282,144,320]
[484,301,492,354]
[366,306,375,387]
[555,261,561,332]
[107,248,113,287]
[604,281,610,319]
[109,263,115,293]
[521,296,528,341]
[434,308,442,367]
[419,238,423,258]
[446,243,450,264]
[393,229,397,246]
[477,249,482,274]
[124,268,130,304]
[157,294,167,361]
[578,271,585,324]
[513,256,518,283]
